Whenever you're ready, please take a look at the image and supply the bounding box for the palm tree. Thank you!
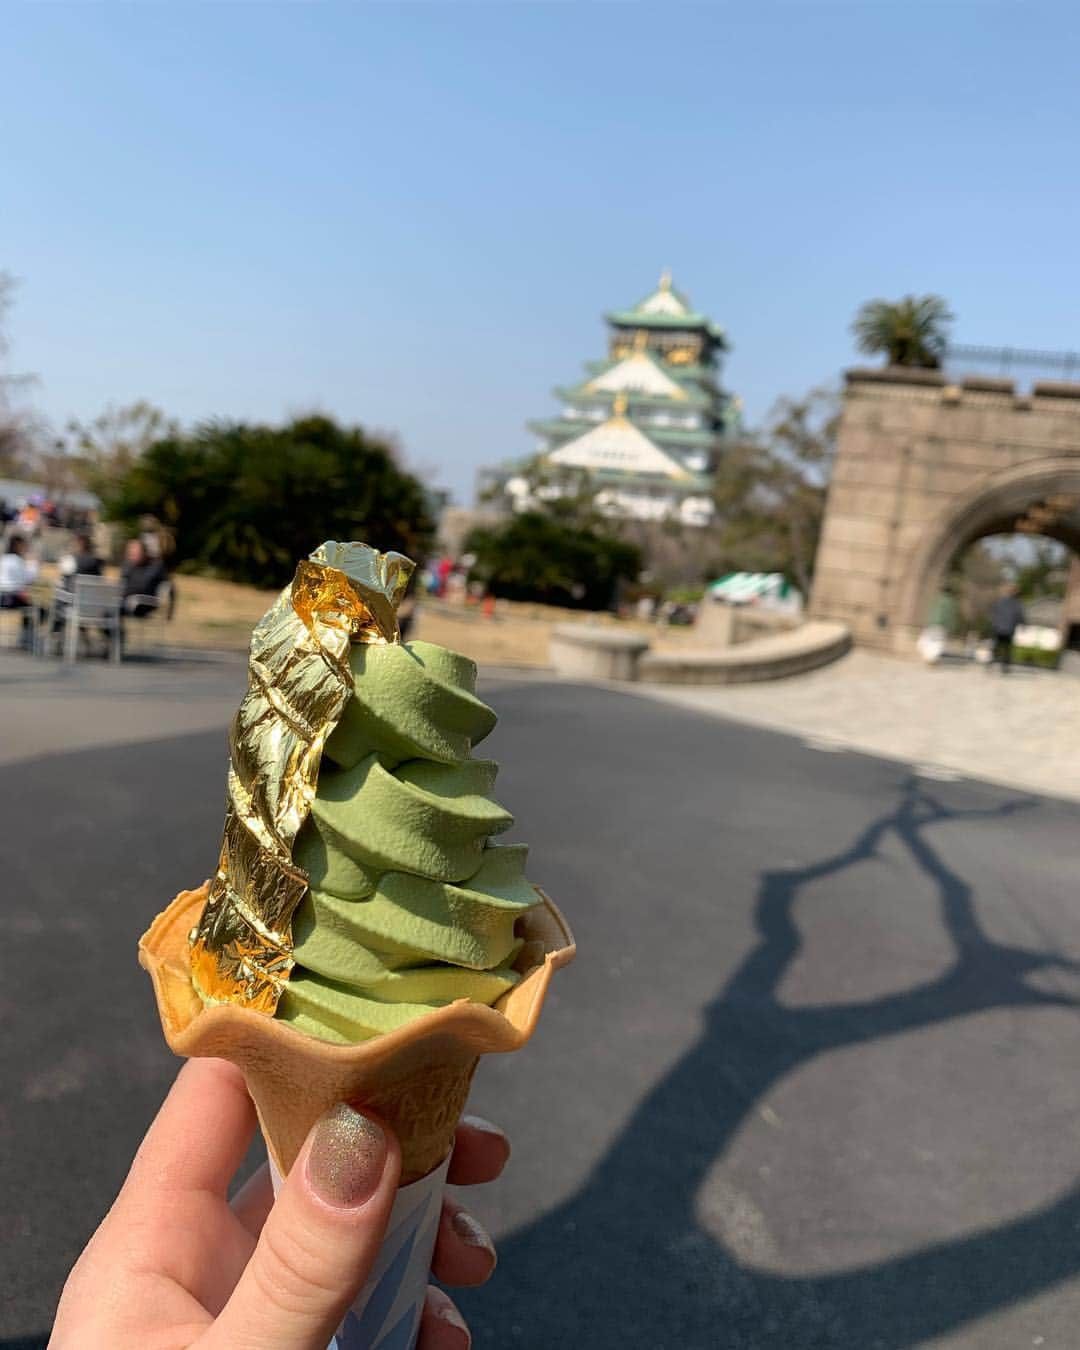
[851,294,954,368]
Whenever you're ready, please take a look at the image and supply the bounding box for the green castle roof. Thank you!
[605,309,727,342]
[604,270,727,345]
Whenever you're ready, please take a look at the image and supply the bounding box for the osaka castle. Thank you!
[494,271,738,528]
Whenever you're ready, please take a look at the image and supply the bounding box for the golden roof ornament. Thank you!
[659,267,672,291]
[612,391,629,418]
[189,540,414,1014]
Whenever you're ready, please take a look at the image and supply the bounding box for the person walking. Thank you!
[989,582,1025,673]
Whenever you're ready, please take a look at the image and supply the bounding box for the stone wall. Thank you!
[436,506,507,558]
[810,368,1080,652]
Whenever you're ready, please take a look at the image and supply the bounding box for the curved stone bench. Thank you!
[549,624,652,681]
[638,621,851,686]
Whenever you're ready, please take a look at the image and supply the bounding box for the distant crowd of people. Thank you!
[0,494,97,536]
[418,554,497,619]
[0,521,172,654]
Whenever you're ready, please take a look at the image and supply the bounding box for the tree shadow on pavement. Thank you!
[461,776,1080,1348]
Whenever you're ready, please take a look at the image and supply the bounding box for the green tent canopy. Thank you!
[708,572,796,604]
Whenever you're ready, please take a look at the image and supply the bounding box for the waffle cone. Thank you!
[139,883,575,1182]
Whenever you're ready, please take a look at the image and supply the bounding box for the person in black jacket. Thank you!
[58,532,103,581]
[989,583,1025,673]
[120,538,166,617]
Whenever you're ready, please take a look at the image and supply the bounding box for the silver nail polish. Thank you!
[451,1206,496,1258]
[435,1291,471,1337]
[461,1113,506,1140]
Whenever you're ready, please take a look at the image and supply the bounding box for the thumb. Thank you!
[207,1104,401,1350]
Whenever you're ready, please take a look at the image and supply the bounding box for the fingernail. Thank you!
[451,1206,496,1262]
[461,1114,509,1150]
[307,1103,387,1208]
[429,1287,471,1345]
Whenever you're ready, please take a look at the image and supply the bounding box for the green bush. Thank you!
[465,512,641,611]
[1011,645,1060,669]
[664,585,705,605]
[102,415,434,588]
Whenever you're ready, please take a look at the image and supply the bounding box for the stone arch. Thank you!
[810,371,1080,650]
[895,456,1080,636]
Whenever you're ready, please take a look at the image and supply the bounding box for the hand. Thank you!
[51,1058,507,1349]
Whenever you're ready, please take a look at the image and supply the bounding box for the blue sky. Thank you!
[5,2,1080,502]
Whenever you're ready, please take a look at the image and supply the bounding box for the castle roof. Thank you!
[546,395,704,484]
[605,269,727,344]
[584,348,688,400]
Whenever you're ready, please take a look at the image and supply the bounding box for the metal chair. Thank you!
[37,584,73,657]
[0,599,36,651]
[120,577,175,659]
[64,576,123,663]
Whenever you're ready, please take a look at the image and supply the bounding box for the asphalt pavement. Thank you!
[6,655,1080,1348]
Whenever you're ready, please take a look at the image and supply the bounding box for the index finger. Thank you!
[122,1058,257,1205]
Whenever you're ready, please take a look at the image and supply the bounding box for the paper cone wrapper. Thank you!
[269,1149,450,1350]
[139,883,575,1181]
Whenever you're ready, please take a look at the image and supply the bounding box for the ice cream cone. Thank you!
[139,882,575,1181]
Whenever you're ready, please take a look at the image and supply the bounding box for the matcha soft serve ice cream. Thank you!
[143,541,573,1199]
[279,639,540,1044]
[141,544,574,1350]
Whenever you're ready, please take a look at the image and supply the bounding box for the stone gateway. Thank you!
[810,367,1080,652]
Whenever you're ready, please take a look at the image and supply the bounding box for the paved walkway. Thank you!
[8,662,1080,1347]
[634,649,1080,803]
[0,649,247,768]
[8,644,1080,802]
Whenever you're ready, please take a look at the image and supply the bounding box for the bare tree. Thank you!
[707,385,840,594]
[0,271,40,479]
[66,401,178,497]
